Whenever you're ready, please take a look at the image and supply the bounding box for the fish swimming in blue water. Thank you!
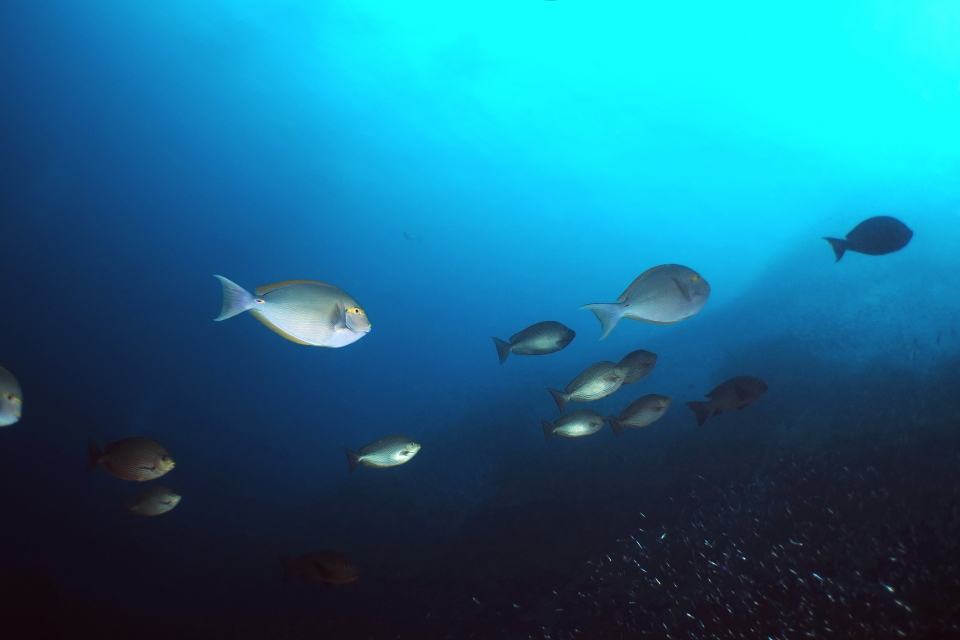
[617,350,658,385]
[124,485,181,516]
[542,408,605,441]
[492,321,575,364]
[823,216,913,261]
[607,394,671,436]
[87,437,175,481]
[686,376,767,426]
[345,435,421,472]
[213,275,371,347]
[548,361,626,414]
[0,365,22,427]
[581,264,710,339]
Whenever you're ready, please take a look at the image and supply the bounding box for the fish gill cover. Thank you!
[1,1,959,638]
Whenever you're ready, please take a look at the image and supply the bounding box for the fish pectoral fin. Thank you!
[671,278,693,302]
[137,465,156,471]
[329,303,345,329]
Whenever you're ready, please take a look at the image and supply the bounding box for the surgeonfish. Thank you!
[0,365,22,427]
[345,435,421,472]
[492,321,575,364]
[124,485,181,516]
[281,551,359,587]
[618,350,658,385]
[548,361,626,414]
[823,216,913,262]
[542,409,606,441]
[686,376,768,426]
[213,275,371,348]
[607,394,671,437]
[581,264,710,339]
[87,437,175,481]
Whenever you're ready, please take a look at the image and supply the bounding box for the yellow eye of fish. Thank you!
[348,307,363,315]
[255,299,266,304]
[691,275,701,281]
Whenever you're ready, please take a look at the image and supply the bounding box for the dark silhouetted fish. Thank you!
[124,485,181,516]
[0,365,22,427]
[542,408,605,441]
[548,361,626,414]
[823,216,912,261]
[492,321,575,364]
[281,550,359,587]
[607,394,671,436]
[618,350,658,385]
[686,376,767,426]
[345,435,421,472]
[87,437,175,481]
[581,265,710,339]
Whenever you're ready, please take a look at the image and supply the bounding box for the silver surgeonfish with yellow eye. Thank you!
[581,264,710,339]
[124,485,181,516]
[0,365,23,427]
[345,435,421,472]
[214,275,371,348]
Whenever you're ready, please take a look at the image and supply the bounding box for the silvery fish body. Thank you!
[87,437,175,482]
[0,365,23,427]
[542,409,605,441]
[492,321,575,364]
[581,265,710,339]
[607,394,671,437]
[548,361,626,414]
[618,350,658,385]
[124,485,181,516]
[345,435,421,472]
[214,275,371,348]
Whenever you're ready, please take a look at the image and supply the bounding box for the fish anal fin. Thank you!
[254,280,332,296]
[250,310,316,346]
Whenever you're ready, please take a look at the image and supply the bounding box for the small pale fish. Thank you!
[492,321,575,364]
[124,485,181,516]
[345,435,421,472]
[823,216,912,262]
[542,409,605,441]
[607,394,671,437]
[0,365,23,427]
[281,550,359,587]
[686,375,768,426]
[86,437,175,481]
[618,350,658,385]
[581,265,710,339]
[548,361,626,414]
[213,275,371,348]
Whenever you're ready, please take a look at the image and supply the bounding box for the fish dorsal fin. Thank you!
[617,265,668,302]
[254,280,333,296]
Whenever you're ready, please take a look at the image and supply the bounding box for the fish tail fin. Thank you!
[823,237,847,262]
[344,448,361,473]
[607,416,624,437]
[541,420,554,442]
[580,303,625,340]
[86,440,103,473]
[547,388,570,414]
[492,337,512,364]
[280,556,299,581]
[213,275,255,321]
[686,401,712,426]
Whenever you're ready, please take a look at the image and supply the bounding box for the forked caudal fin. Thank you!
[492,337,513,364]
[686,401,713,426]
[213,275,256,321]
[344,448,361,472]
[580,303,625,340]
[547,388,570,415]
[541,420,555,442]
[607,416,624,437]
[823,237,847,262]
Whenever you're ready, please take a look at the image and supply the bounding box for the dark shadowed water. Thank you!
[2,2,959,638]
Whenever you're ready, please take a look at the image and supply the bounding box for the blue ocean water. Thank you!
[1,1,959,637]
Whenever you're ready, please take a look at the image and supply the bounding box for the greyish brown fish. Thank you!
[124,485,181,516]
[618,350,658,385]
[0,365,22,427]
[86,437,175,481]
[281,550,359,587]
[214,275,371,347]
[542,409,606,441]
[581,264,710,339]
[686,376,768,426]
[607,394,671,437]
[548,361,626,414]
[345,435,421,472]
[823,216,912,262]
[492,321,575,364]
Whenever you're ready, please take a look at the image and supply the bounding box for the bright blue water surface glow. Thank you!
[1,1,959,636]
